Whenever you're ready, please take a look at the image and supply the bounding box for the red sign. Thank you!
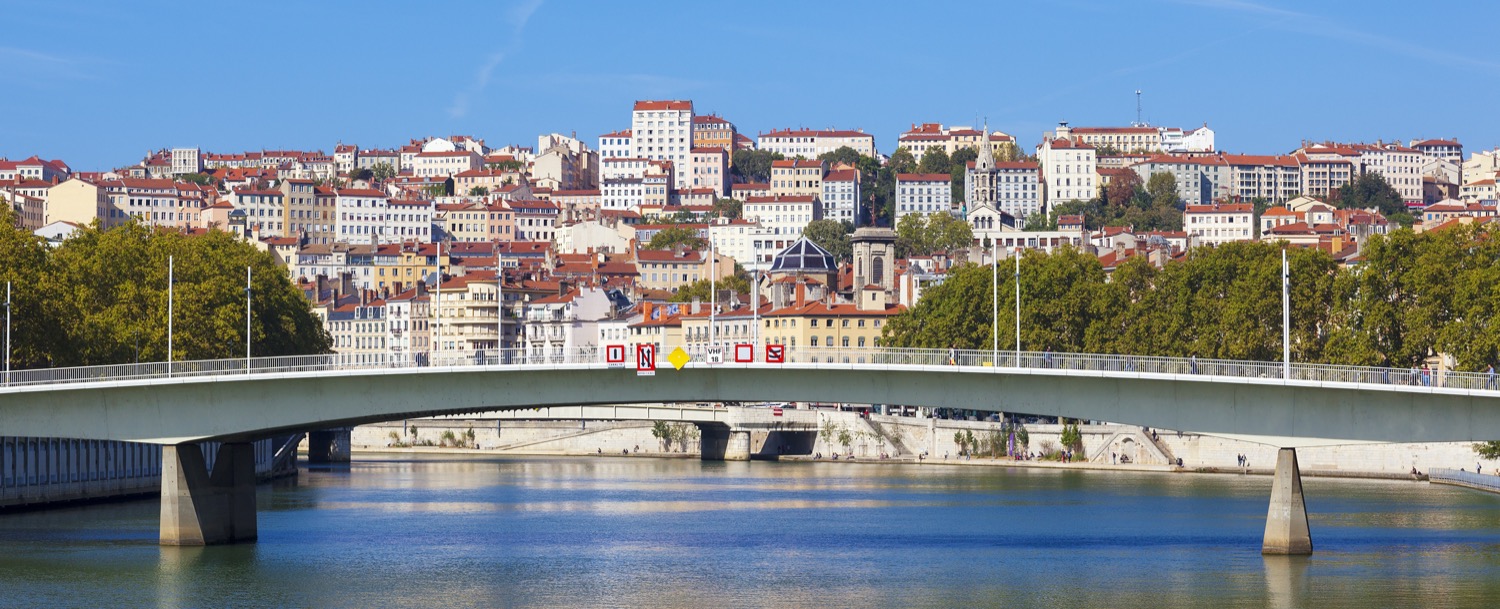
[766,344,785,364]
[734,343,754,363]
[772,407,783,417]
[636,344,656,376]
[605,344,626,364]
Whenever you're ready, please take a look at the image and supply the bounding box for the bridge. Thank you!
[3,346,1498,554]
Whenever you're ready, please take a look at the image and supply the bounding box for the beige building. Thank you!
[280,178,333,244]
[897,123,1016,163]
[1037,135,1097,206]
[46,177,120,227]
[635,247,735,292]
[770,159,825,198]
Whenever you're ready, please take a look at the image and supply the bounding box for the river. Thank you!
[2,454,1500,608]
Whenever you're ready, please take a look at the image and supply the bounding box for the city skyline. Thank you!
[2,0,1496,169]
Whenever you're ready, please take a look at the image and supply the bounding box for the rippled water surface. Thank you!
[3,455,1500,608]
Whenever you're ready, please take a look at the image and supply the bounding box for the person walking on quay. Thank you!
[1422,364,1432,387]
[1487,364,1497,390]
[1190,355,1199,375]
[1410,365,1419,386]
[948,347,956,366]
[1043,349,1053,369]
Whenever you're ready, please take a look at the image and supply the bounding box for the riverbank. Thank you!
[345,445,1430,481]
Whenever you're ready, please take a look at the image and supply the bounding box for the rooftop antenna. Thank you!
[1134,90,1143,127]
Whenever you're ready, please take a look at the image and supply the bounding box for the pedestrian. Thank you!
[1190,354,1199,375]
[1479,463,1484,475]
[1043,349,1053,369]
[948,347,956,366]
[1422,364,1432,387]
[1488,364,1497,390]
[1410,365,1419,386]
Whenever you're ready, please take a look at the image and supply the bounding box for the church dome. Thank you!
[769,237,837,274]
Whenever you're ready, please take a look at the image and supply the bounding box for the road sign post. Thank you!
[734,343,754,363]
[605,344,626,365]
[706,346,724,365]
[766,344,785,364]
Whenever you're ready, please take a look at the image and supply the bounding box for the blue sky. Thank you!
[3,0,1495,170]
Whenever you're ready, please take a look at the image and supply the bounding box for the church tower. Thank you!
[967,122,999,212]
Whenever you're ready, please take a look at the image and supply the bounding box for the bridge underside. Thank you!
[0,365,1495,446]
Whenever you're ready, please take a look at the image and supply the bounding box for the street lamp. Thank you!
[245,266,253,372]
[1014,250,1021,366]
[4,281,10,386]
[168,255,174,376]
[1282,248,1290,379]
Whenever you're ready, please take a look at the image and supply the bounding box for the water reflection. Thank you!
[0,455,1498,608]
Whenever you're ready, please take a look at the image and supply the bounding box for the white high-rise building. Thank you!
[630,100,694,190]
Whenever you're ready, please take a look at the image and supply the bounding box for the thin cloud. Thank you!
[1174,0,1500,73]
[0,46,106,82]
[449,0,545,118]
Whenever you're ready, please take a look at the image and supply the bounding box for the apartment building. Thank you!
[770,159,825,198]
[894,173,953,225]
[744,194,821,238]
[757,128,878,159]
[1183,203,1255,245]
[630,100,694,189]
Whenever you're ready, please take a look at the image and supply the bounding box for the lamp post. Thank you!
[991,246,997,366]
[504,250,510,364]
[434,241,442,366]
[1014,250,1021,366]
[168,255,174,376]
[1282,248,1290,379]
[4,281,10,386]
[709,228,716,356]
[245,266,252,372]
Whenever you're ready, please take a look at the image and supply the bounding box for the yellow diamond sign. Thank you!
[667,346,691,370]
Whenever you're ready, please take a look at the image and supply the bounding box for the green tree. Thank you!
[949,148,978,202]
[894,214,926,258]
[669,274,752,302]
[711,197,742,219]
[804,219,853,261]
[730,149,784,184]
[347,167,374,183]
[1147,172,1180,209]
[177,173,216,187]
[468,186,489,196]
[0,202,58,368]
[925,212,974,254]
[817,146,862,168]
[1104,171,1144,208]
[44,222,331,366]
[369,162,397,181]
[917,148,951,175]
[646,226,705,250]
[1024,210,1056,231]
[1334,171,1408,220]
[886,147,917,175]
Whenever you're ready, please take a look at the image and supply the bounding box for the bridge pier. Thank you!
[1262,447,1312,555]
[306,429,351,464]
[698,425,751,461]
[160,442,257,546]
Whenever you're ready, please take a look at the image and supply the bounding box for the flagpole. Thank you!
[496,251,504,365]
[991,246,997,366]
[434,241,442,366]
[709,228,716,356]
[4,281,10,385]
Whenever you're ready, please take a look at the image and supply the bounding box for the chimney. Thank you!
[691,298,701,315]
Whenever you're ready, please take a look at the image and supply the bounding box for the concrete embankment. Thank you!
[346,411,1485,482]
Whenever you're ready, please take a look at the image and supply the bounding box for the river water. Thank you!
[2,455,1500,608]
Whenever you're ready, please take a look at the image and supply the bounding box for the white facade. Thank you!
[413,151,481,178]
[1184,203,1255,246]
[820,170,860,224]
[630,100,694,189]
[1038,138,1097,206]
[603,177,644,212]
[743,195,820,239]
[894,174,953,226]
[709,219,782,271]
[757,129,877,159]
[598,130,633,160]
[521,288,613,361]
[386,200,434,242]
[336,189,394,243]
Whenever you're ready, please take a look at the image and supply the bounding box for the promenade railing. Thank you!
[2,346,1497,396]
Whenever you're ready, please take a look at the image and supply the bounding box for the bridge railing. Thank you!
[3,345,1498,396]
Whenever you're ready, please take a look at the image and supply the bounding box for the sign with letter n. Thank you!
[636,344,656,376]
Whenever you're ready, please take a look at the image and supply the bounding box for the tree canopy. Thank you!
[1334,172,1412,226]
[895,212,974,258]
[0,208,331,369]
[730,149,785,184]
[646,226,705,250]
[803,219,853,261]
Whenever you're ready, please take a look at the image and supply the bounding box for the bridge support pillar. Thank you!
[160,442,257,546]
[307,429,351,464]
[724,431,752,461]
[1262,447,1312,555]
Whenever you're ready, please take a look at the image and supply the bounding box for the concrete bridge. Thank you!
[3,346,1498,554]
